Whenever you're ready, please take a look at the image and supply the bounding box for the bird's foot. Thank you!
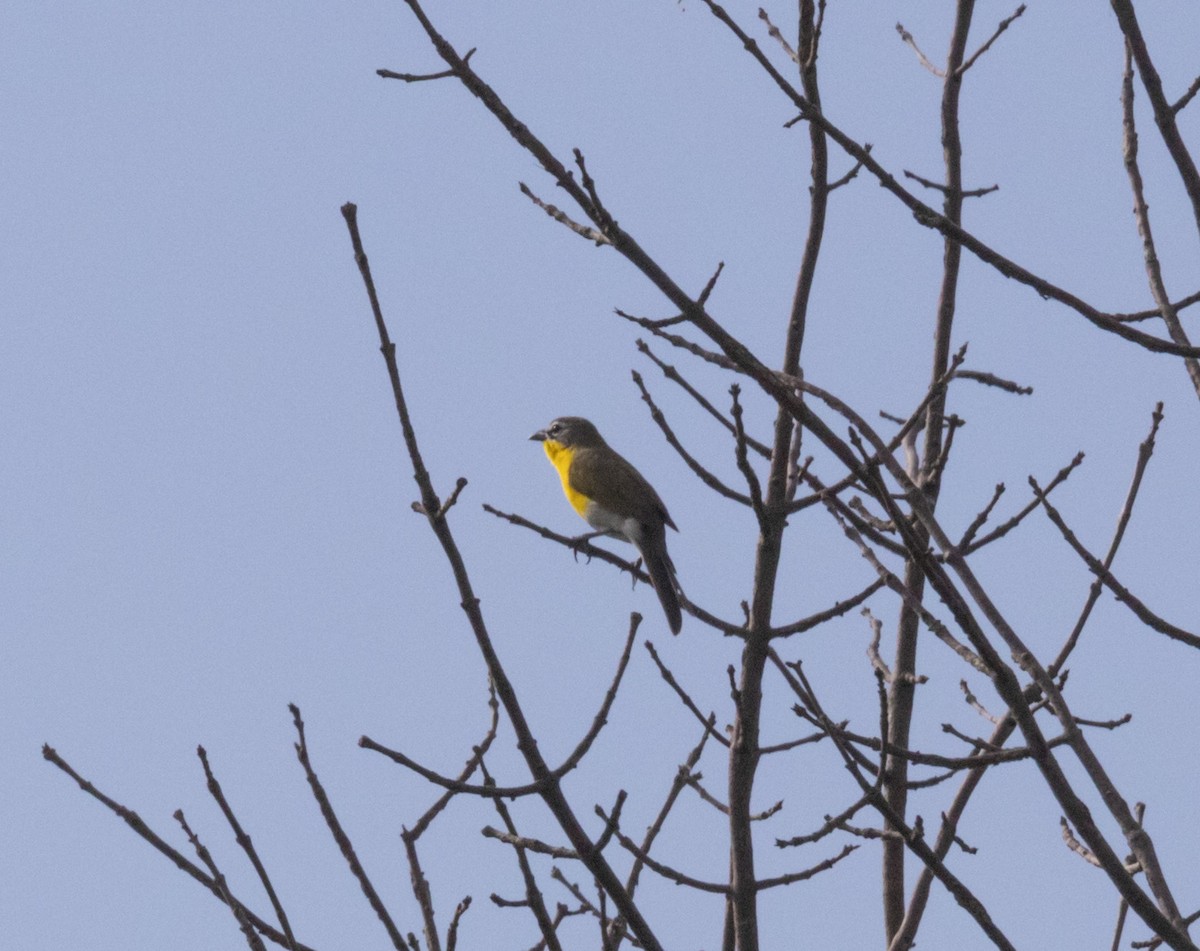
[569,531,606,563]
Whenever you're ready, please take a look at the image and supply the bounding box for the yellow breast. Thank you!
[542,439,590,520]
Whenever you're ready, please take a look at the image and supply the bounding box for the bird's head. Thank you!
[529,416,605,450]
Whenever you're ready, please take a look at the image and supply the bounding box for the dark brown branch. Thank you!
[957,5,1026,75]
[1114,289,1200,322]
[755,844,858,889]
[41,746,316,951]
[596,806,729,894]
[785,362,1192,947]
[787,344,968,521]
[774,662,1019,951]
[903,169,999,198]
[645,640,730,747]
[729,385,766,521]
[608,726,715,951]
[363,735,545,798]
[407,681,500,839]
[698,260,726,305]
[959,452,1084,555]
[617,308,741,370]
[632,370,751,505]
[776,793,873,848]
[445,897,471,951]
[956,482,1006,551]
[952,369,1032,394]
[636,340,771,460]
[481,760,566,951]
[1108,803,1149,951]
[1049,403,1163,677]
[402,685,499,951]
[822,501,988,674]
[198,747,298,951]
[681,769,782,821]
[291,705,409,949]
[699,0,1200,357]
[1030,478,1200,650]
[793,468,908,556]
[1111,0,1200,243]
[365,615,643,796]
[174,810,268,951]
[827,150,869,191]
[377,48,475,82]
[1173,74,1200,114]
[484,505,741,635]
[771,576,886,638]
[338,203,670,945]
[1119,42,1200,397]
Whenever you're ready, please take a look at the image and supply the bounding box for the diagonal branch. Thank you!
[42,745,317,951]
[341,201,665,951]
[697,0,1200,358]
[1031,478,1200,650]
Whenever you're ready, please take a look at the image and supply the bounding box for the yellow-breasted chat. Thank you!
[530,416,682,634]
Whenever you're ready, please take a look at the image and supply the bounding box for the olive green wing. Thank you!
[570,446,677,531]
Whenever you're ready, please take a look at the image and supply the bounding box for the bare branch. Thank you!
[895,22,944,77]
[41,746,316,951]
[636,340,770,459]
[952,369,1032,395]
[697,0,1200,357]
[757,8,799,65]
[198,747,299,951]
[1030,478,1200,650]
[377,48,476,82]
[1111,0,1200,243]
[519,182,611,246]
[755,844,858,890]
[903,169,999,198]
[632,370,751,505]
[1173,73,1200,114]
[343,199,666,950]
[957,6,1027,75]
[1119,42,1200,396]
[291,705,410,949]
[1049,403,1163,677]
[959,452,1084,555]
[596,806,729,894]
[174,810,268,951]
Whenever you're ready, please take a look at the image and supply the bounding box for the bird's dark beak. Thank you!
[530,429,547,442]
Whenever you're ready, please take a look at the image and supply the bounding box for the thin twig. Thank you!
[957,5,1026,75]
[1049,403,1163,677]
[41,745,317,951]
[1030,478,1200,650]
[175,810,268,951]
[291,705,409,949]
[198,747,298,951]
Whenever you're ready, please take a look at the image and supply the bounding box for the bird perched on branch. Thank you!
[530,416,682,634]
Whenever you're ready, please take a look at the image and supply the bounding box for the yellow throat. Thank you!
[542,439,590,519]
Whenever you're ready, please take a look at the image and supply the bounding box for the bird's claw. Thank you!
[570,531,603,563]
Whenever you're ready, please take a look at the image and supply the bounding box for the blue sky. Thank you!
[6,2,1200,949]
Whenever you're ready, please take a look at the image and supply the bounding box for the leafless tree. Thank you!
[47,3,1200,950]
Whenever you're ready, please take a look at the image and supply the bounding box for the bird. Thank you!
[530,416,682,634]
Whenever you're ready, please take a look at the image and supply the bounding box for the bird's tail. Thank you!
[639,529,682,635]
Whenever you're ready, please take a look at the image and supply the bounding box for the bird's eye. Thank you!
[549,423,561,434]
